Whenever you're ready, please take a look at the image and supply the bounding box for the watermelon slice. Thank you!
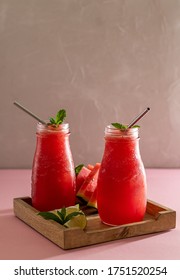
[87,164,94,171]
[87,186,97,208]
[76,166,91,192]
[77,163,100,202]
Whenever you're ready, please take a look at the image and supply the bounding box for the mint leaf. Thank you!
[49,117,56,124]
[60,207,66,219]
[49,109,66,126]
[75,164,84,176]
[38,212,61,223]
[55,109,66,125]
[111,123,127,130]
[57,210,65,223]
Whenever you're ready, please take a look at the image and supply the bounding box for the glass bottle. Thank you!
[97,125,147,226]
[31,122,76,211]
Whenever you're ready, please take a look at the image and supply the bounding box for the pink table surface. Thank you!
[0,169,179,260]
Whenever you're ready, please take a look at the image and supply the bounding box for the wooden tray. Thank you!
[13,197,176,250]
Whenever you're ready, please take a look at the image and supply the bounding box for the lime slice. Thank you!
[66,204,80,214]
[64,210,87,229]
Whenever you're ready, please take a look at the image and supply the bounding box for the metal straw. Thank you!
[127,107,150,128]
[13,101,47,125]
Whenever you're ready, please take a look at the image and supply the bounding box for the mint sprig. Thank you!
[111,123,127,130]
[49,109,66,126]
[38,205,84,227]
[111,123,140,130]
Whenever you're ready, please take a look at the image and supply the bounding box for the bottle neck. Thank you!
[104,125,140,158]
[35,123,70,155]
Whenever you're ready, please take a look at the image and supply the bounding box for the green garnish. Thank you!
[38,205,84,227]
[111,123,127,130]
[75,164,84,176]
[111,123,140,130]
[49,109,66,126]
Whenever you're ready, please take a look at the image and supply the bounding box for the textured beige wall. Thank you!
[1,0,180,168]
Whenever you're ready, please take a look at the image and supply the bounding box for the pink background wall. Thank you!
[1,0,180,168]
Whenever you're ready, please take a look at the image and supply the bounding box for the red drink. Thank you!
[97,125,147,226]
[31,123,76,211]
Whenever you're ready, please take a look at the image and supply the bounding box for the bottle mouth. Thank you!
[105,124,139,138]
[37,122,69,133]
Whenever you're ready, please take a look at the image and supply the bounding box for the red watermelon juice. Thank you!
[31,122,76,211]
[97,125,147,226]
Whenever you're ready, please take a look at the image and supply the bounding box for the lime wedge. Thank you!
[64,210,87,229]
[66,204,80,214]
